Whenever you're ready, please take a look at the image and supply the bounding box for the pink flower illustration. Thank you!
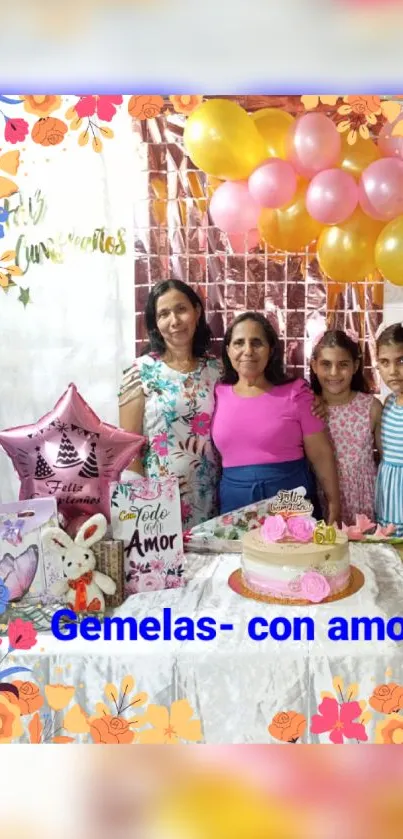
[136,571,165,592]
[181,500,192,522]
[311,698,368,744]
[190,412,210,436]
[151,558,165,573]
[300,571,330,603]
[165,575,184,589]
[261,515,287,543]
[4,117,29,143]
[152,433,168,457]
[287,515,316,543]
[74,95,123,121]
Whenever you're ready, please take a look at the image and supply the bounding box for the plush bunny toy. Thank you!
[42,513,116,613]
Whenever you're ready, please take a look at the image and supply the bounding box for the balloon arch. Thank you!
[183,98,403,287]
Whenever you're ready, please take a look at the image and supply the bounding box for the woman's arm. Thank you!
[303,431,341,525]
[119,391,146,475]
[370,397,383,456]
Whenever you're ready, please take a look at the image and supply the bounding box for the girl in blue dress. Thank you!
[375,323,403,536]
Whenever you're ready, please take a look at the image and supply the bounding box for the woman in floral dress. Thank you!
[119,280,221,529]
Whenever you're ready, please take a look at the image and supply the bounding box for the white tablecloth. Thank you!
[12,543,403,743]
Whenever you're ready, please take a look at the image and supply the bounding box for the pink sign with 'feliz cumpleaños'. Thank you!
[110,475,186,596]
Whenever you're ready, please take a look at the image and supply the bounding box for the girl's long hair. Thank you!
[310,330,370,395]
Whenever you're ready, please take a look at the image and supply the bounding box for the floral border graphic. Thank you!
[0,94,204,306]
[268,674,403,744]
[301,94,403,144]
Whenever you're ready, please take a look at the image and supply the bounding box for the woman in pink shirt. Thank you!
[211,312,340,523]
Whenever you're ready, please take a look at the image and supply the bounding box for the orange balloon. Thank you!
[340,133,380,180]
[258,180,323,252]
[317,207,384,283]
[375,215,403,286]
[251,108,294,160]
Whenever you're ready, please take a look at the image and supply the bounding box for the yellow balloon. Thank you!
[317,207,384,283]
[375,215,403,286]
[340,133,380,180]
[258,180,324,252]
[183,99,266,181]
[252,108,294,159]
[151,776,300,839]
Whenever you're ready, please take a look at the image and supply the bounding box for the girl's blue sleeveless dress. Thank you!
[375,395,403,537]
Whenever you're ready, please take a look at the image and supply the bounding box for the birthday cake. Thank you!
[241,491,350,604]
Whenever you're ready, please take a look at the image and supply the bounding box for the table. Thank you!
[10,542,403,744]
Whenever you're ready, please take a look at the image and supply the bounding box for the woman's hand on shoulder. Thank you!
[311,393,327,421]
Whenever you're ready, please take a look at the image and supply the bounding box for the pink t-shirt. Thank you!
[211,379,325,468]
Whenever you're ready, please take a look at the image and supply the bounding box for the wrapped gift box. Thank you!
[110,475,186,596]
[92,539,125,608]
[0,497,59,599]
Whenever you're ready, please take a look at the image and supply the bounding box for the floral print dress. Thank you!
[119,353,221,529]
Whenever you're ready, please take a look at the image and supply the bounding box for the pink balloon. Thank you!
[248,158,297,208]
[0,383,145,524]
[210,180,260,233]
[306,168,358,224]
[358,157,403,221]
[227,228,260,252]
[378,117,403,160]
[286,113,341,179]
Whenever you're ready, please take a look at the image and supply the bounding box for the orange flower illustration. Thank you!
[268,710,306,743]
[369,683,403,714]
[0,249,23,290]
[375,714,403,744]
[128,95,164,120]
[45,684,75,711]
[138,699,202,744]
[169,95,203,114]
[21,95,62,117]
[0,149,20,199]
[301,95,340,110]
[31,117,68,147]
[0,692,23,742]
[90,714,135,744]
[12,681,44,716]
[336,95,400,144]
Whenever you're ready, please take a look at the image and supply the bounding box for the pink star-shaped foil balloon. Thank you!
[0,383,145,524]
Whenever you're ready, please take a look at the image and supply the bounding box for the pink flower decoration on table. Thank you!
[287,515,316,542]
[74,95,123,121]
[136,571,166,592]
[4,117,29,144]
[373,524,396,539]
[356,514,376,534]
[152,432,168,457]
[261,515,287,543]
[300,571,330,603]
[190,412,210,436]
[222,514,234,525]
[311,698,368,744]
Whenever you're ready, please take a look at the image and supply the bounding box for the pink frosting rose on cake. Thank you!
[286,515,316,542]
[300,571,331,603]
[261,514,287,542]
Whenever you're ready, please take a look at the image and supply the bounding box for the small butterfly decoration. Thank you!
[0,544,39,601]
[0,518,25,547]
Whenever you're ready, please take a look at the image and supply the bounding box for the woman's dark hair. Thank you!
[221,312,295,385]
[376,322,403,353]
[310,330,370,395]
[142,279,212,357]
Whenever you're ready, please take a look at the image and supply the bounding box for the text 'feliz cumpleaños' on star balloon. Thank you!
[0,383,145,525]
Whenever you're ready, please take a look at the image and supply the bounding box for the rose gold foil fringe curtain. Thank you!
[133,96,383,388]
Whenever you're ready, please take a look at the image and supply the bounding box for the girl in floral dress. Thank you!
[310,329,382,526]
[119,280,221,530]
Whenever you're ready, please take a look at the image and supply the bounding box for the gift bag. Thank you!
[92,539,125,608]
[0,497,58,599]
[110,475,186,595]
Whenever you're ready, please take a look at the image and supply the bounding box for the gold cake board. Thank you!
[228,566,365,606]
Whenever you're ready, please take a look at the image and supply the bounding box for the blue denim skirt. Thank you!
[219,458,322,518]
